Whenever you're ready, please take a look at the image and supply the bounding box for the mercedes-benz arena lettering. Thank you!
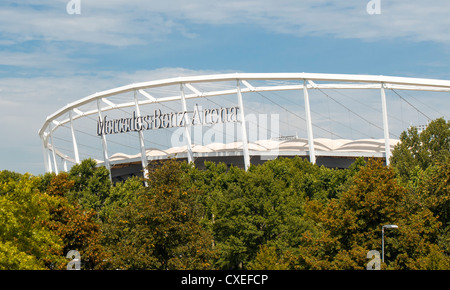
[39,73,450,182]
[97,105,239,136]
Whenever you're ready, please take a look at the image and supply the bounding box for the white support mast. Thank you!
[96,99,111,175]
[180,83,194,163]
[69,110,80,164]
[303,80,316,164]
[134,90,149,180]
[237,80,251,170]
[49,123,59,174]
[380,83,391,165]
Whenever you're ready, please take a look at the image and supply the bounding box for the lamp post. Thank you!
[382,224,398,263]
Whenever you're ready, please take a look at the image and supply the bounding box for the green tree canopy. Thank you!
[0,172,63,269]
[391,117,450,182]
[66,158,112,216]
[294,159,449,270]
[1,118,449,270]
[102,160,216,270]
[41,172,107,270]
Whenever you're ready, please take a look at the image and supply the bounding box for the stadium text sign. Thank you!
[97,104,239,136]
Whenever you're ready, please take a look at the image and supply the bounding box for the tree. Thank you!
[391,117,450,182]
[294,159,449,269]
[42,172,107,270]
[296,159,404,269]
[102,160,216,270]
[67,158,112,217]
[0,170,22,193]
[389,118,450,268]
[247,245,291,270]
[0,173,63,269]
[209,157,336,269]
[415,158,450,227]
[409,157,450,267]
[99,175,144,222]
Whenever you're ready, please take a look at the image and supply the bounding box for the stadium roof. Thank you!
[104,138,399,166]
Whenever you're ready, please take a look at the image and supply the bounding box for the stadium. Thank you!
[38,73,450,182]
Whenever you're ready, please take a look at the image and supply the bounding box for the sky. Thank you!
[1,0,450,175]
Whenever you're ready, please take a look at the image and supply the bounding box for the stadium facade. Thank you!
[38,73,450,182]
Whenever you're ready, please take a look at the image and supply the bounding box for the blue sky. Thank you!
[1,0,450,174]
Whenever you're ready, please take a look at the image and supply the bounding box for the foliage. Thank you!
[295,160,405,269]
[207,158,309,269]
[66,158,112,216]
[415,158,450,227]
[389,118,450,269]
[0,118,449,270]
[247,245,292,270]
[102,160,216,270]
[100,175,144,222]
[391,117,450,182]
[294,159,450,270]
[0,172,63,269]
[42,172,107,270]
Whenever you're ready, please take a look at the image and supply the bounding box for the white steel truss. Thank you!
[39,72,450,174]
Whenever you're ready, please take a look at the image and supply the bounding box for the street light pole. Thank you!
[382,224,398,263]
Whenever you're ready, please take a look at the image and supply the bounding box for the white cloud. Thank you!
[2,1,450,47]
[79,1,450,44]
